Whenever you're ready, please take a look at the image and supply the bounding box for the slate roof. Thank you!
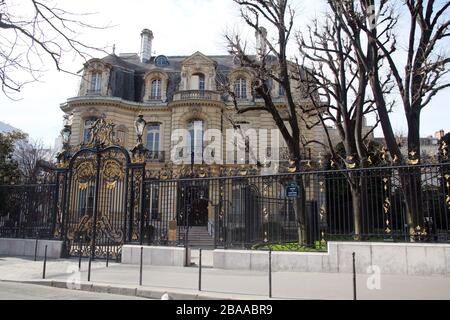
[98,53,279,103]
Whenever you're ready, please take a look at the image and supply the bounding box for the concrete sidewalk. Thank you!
[0,256,450,300]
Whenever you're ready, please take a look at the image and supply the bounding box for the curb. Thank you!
[17,279,268,300]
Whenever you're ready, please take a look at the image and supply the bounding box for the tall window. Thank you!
[191,73,205,91]
[279,84,285,96]
[90,72,102,93]
[151,79,162,100]
[187,120,204,163]
[83,118,98,143]
[198,74,205,91]
[234,78,247,99]
[146,124,160,153]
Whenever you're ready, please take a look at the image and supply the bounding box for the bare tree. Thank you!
[14,138,56,183]
[0,0,107,96]
[225,0,311,244]
[330,0,450,238]
[296,5,394,239]
[335,0,450,163]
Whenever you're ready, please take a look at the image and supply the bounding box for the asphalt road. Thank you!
[0,281,149,300]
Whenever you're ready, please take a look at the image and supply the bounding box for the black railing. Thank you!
[1,163,449,250]
[0,184,58,239]
[140,163,450,249]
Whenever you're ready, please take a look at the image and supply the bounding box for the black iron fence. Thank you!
[0,183,58,239]
[0,163,449,251]
[141,163,450,249]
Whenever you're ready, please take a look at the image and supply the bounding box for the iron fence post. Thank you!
[50,175,59,239]
[90,152,102,261]
[61,170,70,257]
[139,166,145,246]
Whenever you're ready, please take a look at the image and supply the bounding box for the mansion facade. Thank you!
[60,29,335,176]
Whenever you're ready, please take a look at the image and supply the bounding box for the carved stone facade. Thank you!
[60,30,369,177]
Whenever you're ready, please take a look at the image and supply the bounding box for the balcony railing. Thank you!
[172,90,221,102]
[145,151,165,163]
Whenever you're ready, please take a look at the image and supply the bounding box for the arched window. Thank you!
[83,118,98,143]
[234,78,247,99]
[151,79,162,100]
[187,120,204,163]
[90,72,102,94]
[155,55,169,66]
[146,124,160,154]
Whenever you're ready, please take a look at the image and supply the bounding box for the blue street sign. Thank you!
[286,183,299,198]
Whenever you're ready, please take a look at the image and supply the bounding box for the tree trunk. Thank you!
[400,167,424,240]
[402,111,424,239]
[349,172,362,241]
[294,174,309,245]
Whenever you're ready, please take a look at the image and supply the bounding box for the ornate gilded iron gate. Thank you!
[63,147,129,259]
[57,119,145,260]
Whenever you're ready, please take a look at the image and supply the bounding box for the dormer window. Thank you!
[90,72,102,94]
[234,78,247,99]
[155,55,169,66]
[151,79,162,100]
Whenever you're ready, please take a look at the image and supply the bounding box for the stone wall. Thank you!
[122,245,190,267]
[0,238,64,259]
[213,242,450,277]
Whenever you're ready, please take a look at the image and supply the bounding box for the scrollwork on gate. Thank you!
[74,161,95,190]
[102,159,124,190]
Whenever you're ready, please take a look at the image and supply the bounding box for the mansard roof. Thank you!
[100,52,279,75]
[94,52,282,103]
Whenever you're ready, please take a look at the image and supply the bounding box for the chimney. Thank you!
[255,27,268,60]
[140,29,154,63]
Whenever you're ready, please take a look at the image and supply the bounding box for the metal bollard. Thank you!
[78,236,82,271]
[88,254,92,282]
[198,249,202,291]
[352,252,357,300]
[268,249,272,299]
[139,247,143,286]
[42,245,48,279]
[106,241,110,268]
[34,232,39,262]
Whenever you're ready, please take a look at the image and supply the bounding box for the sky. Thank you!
[0,0,448,147]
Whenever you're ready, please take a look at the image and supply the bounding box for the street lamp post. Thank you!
[57,114,72,168]
[131,114,148,163]
[131,115,149,244]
